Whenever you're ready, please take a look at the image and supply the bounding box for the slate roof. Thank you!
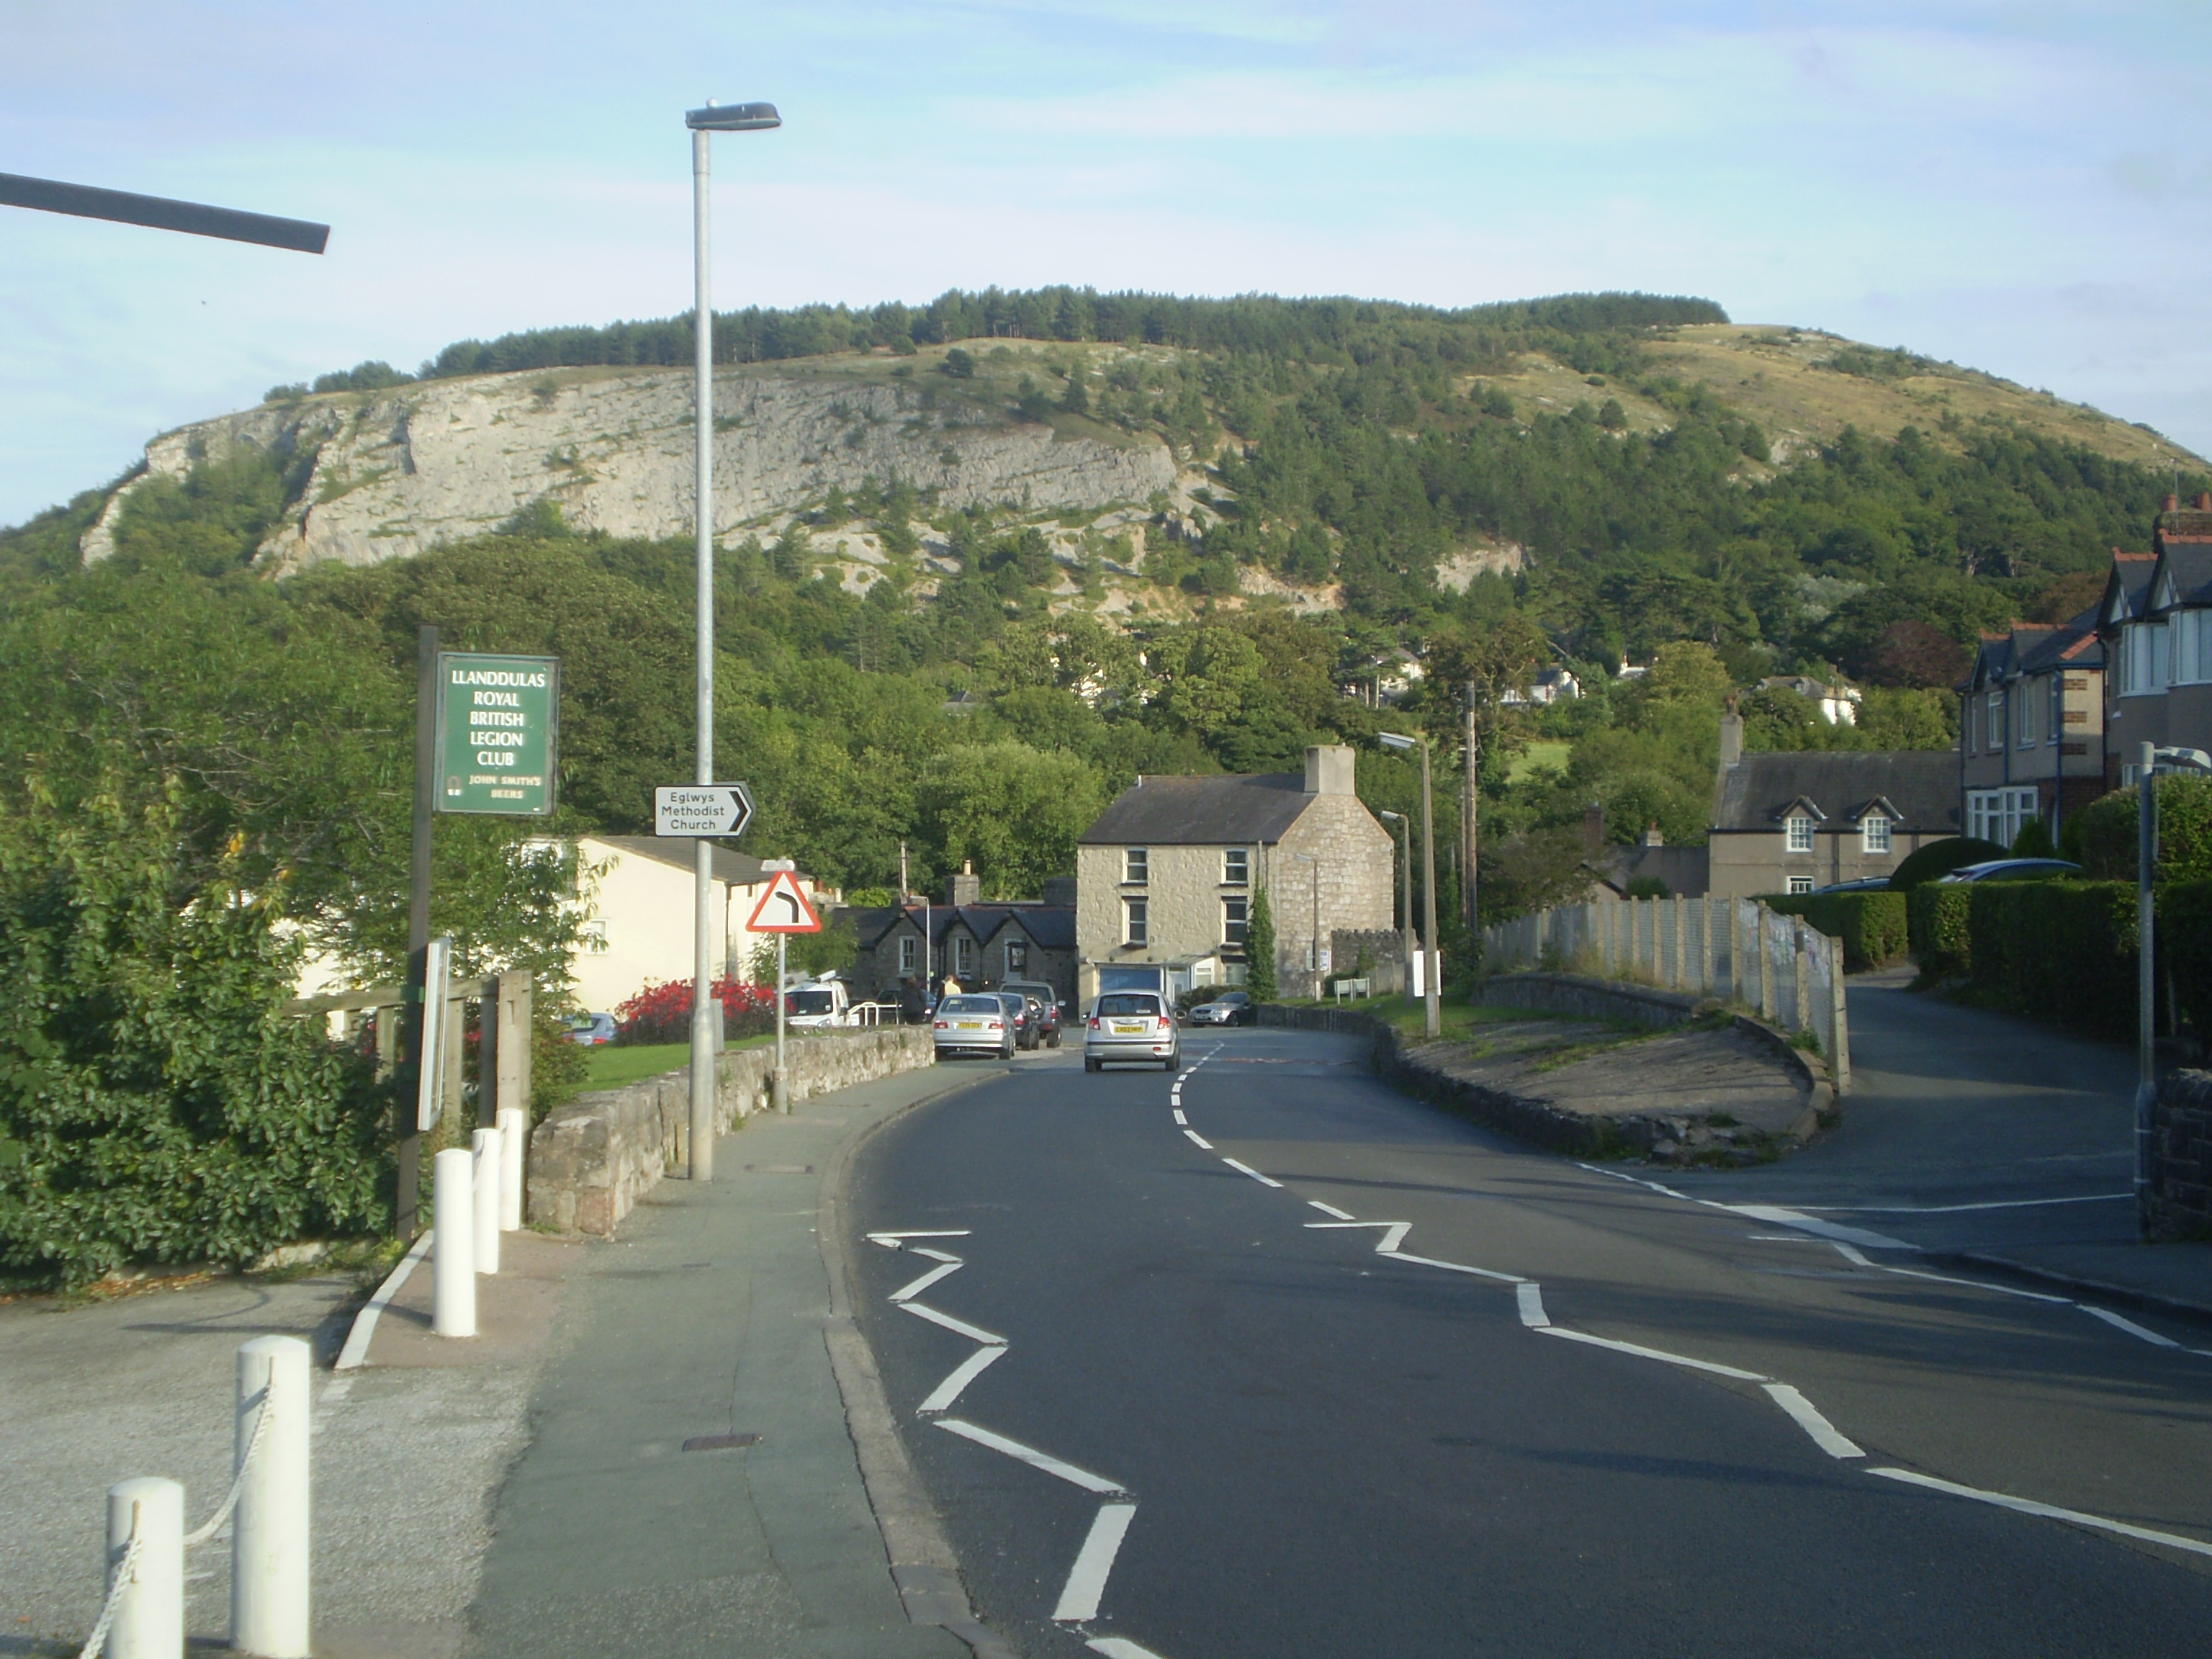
[590,835,778,888]
[1597,842,1711,898]
[2101,552,2158,626]
[1076,773,1314,846]
[847,902,1076,952]
[1962,610,2103,691]
[1712,751,1960,835]
[2153,544,2212,611]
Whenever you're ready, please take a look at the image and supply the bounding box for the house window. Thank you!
[2016,684,2036,747]
[1124,848,1148,885]
[1223,848,1249,886]
[899,933,918,974]
[1861,814,1892,855]
[1785,814,1815,854]
[1124,899,1148,946]
[1223,896,1249,948]
[1987,691,2006,748]
[1967,787,2039,850]
[955,936,975,979]
[1964,696,1978,754]
[580,919,609,956]
[2172,611,2210,685]
[1005,938,1028,976]
[2123,623,2170,696]
[1788,876,1815,895]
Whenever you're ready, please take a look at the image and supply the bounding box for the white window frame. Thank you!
[955,936,976,978]
[2015,682,2036,747]
[1861,814,1892,855]
[2123,622,2170,696]
[1124,897,1148,946]
[1987,690,2006,747]
[1223,848,1249,886]
[899,933,918,974]
[580,918,609,956]
[1004,938,1028,977]
[1124,847,1149,885]
[1785,814,1815,854]
[1223,895,1249,948]
[2172,610,2210,686]
[1788,876,1815,895]
[1967,786,2039,849]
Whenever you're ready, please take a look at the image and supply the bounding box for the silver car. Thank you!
[1084,991,1181,1073]
[933,994,1015,1060]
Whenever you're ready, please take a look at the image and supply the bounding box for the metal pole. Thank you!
[1463,682,1480,938]
[688,125,717,1182]
[774,934,790,1113]
[397,624,438,1239]
[2137,739,2157,1235]
[1421,737,1439,1038]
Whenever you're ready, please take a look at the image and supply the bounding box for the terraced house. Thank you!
[1074,746,1393,1004]
[1957,611,2106,848]
[2100,495,2212,787]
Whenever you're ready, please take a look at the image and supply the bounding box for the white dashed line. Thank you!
[1183,1128,1214,1150]
[1308,1200,1355,1220]
[1386,1250,1526,1283]
[1053,1502,1141,1621]
[1172,1110,1187,1125]
[917,1343,1008,1415]
[1762,1382,1864,1458]
[1087,1640,1171,1659]
[1877,1264,2072,1303]
[936,1418,1129,1495]
[899,1301,1008,1346]
[1516,1284,1550,1328]
[867,1230,972,1248]
[1534,1325,1770,1382]
[1868,1467,2212,1559]
[1221,1157,1283,1188]
[2080,1305,2181,1346]
[889,1260,965,1303]
[909,1246,964,1263]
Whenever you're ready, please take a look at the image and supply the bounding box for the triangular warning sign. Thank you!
[747,869,822,933]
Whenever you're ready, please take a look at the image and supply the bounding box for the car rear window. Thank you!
[1095,994,1163,1017]
[939,996,1000,1014]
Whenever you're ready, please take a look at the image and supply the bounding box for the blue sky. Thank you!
[4,1,2210,528]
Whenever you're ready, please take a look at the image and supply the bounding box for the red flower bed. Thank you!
[613,978,777,1045]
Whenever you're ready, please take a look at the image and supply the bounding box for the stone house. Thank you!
[1957,611,2105,848]
[844,871,1079,1007]
[1074,745,1393,1002]
[1707,713,1959,899]
[2098,495,2212,789]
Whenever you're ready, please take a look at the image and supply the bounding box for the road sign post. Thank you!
[750,865,819,1115]
[655,781,754,1159]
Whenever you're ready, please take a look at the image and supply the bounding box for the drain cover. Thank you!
[746,1164,814,1174]
[683,1432,761,1452]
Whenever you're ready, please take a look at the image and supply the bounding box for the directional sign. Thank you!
[747,869,822,933]
[435,653,559,817]
[655,783,755,837]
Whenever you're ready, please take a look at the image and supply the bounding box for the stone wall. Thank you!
[2146,1069,2212,1241]
[1477,971,1701,1030]
[527,1027,934,1236]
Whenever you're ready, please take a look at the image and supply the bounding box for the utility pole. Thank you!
[1462,680,1480,939]
[2138,739,2157,1237]
[397,624,439,1238]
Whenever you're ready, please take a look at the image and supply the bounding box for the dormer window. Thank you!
[1786,814,1815,854]
[1861,813,1892,855]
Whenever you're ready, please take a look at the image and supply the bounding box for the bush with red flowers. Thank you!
[613,978,776,1045]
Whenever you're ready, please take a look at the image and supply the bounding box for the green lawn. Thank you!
[582,1034,775,1091]
[1508,739,1571,785]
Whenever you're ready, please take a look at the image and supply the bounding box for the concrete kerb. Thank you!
[1943,1251,2212,1326]
[814,1064,1021,1659]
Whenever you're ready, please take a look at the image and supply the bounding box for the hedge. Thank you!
[1907,884,1975,977]
[2069,775,2212,882]
[1764,891,1909,971]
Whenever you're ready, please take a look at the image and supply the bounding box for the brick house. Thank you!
[1707,711,1959,899]
[2099,495,2212,788]
[1074,745,1393,1002]
[1957,612,2106,847]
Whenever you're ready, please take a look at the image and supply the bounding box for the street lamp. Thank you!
[685,97,781,1183]
[1287,850,1323,992]
[2136,741,2212,1234]
[1378,810,1414,1003]
[1379,732,1440,1038]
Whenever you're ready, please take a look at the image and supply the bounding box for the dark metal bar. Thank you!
[0,171,328,253]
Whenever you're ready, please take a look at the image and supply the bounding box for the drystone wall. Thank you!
[2147,1069,2212,1242]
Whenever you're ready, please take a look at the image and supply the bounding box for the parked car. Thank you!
[1809,876,1893,894]
[1084,991,1181,1072]
[1187,991,1254,1027]
[993,990,1040,1051]
[933,994,1016,1060]
[784,978,853,1029]
[565,1012,617,1046]
[1934,858,2084,885]
[998,981,1064,1048]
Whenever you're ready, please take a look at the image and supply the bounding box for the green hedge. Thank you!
[2069,775,2212,881]
[1764,891,1909,971]
[1907,884,1975,976]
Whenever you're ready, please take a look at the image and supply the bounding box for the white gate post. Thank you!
[104,1477,181,1659]
[233,1336,310,1657]
[497,1105,526,1231]
[472,1126,503,1275]
[1829,931,1851,1093]
[433,1146,476,1337]
[1794,922,1812,1038]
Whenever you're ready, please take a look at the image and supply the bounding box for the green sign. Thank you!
[434,652,559,816]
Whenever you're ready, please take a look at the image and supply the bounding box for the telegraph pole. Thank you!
[1462,680,1480,938]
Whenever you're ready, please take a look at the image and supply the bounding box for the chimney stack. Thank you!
[2164,493,2180,512]
[1719,703,1745,770]
[2197,492,2211,511]
[1645,822,1665,847]
[1582,801,1605,855]
[948,864,981,906]
[1303,745,1355,795]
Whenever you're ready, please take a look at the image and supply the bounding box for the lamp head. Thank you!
[686,101,781,132]
[1377,732,1416,752]
[1377,809,1404,822]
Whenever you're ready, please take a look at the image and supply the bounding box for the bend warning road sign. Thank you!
[748,870,822,933]
[655,783,754,837]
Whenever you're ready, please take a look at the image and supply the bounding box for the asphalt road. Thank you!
[847,1028,2212,1659]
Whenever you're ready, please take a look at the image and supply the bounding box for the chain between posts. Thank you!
[180,1381,271,1549]
[76,1512,143,1659]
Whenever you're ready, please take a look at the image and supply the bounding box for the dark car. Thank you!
[994,991,1040,1051]
[999,981,1064,1048]
[1187,990,1254,1026]
[1809,876,1893,895]
[1934,858,2085,884]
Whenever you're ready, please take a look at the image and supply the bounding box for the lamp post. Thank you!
[1288,851,1322,994]
[1380,732,1440,1037]
[1379,809,1413,1002]
[683,98,781,1182]
[2136,741,2212,1234]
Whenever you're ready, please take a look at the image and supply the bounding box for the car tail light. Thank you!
[1157,1017,1172,1030]
[1088,1016,1100,1029]
[986,1020,1003,1031]
[932,1020,948,1030]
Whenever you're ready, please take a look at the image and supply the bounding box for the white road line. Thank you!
[1727,1205,1918,1251]
[1763,1382,1864,1458]
[1087,1640,1171,1659]
[336,1229,433,1370]
[2080,1305,2182,1346]
[1183,1128,1214,1150]
[909,1246,964,1263]
[1221,1157,1284,1188]
[1172,1110,1187,1125]
[935,1419,1129,1495]
[1375,1221,1412,1254]
[1878,1264,2072,1303]
[1385,1250,1526,1283]
[899,1301,1009,1346]
[917,1343,1009,1415]
[867,1230,973,1248]
[1053,1502,1140,1622]
[1308,1200,1355,1220]
[890,1260,965,1303]
[1802,1192,2134,1213]
[1535,1325,1770,1382]
[1829,1241,1874,1267]
[1516,1284,1550,1328]
[1867,1466,2212,1560]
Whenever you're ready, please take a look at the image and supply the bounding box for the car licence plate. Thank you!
[957,1020,982,1030]
[1110,1021,1144,1035]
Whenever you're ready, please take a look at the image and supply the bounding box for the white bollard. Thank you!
[495,1105,526,1231]
[432,1147,476,1337]
[233,1336,310,1658]
[471,1127,502,1276]
[103,1476,181,1659]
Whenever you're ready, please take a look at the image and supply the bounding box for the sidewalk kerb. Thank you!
[334,1231,433,1371]
[1945,1249,2212,1326]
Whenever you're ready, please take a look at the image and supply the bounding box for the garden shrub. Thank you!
[1963,880,2137,1041]
[613,977,776,1045]
[1907,884,1975,976]
[1764,891,1909,971]
[2070,775,2212,883]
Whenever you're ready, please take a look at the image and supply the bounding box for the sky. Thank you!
[4,1,2211,529]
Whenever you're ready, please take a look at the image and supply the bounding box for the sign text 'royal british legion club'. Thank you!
[435,652,559,817]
